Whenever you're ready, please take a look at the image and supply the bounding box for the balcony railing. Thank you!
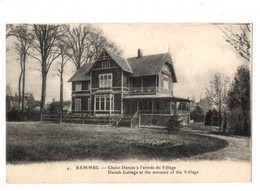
[129,86,157,93]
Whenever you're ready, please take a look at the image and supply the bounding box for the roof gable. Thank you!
[127,53,177,82]
[89,49,133,74]
[68,49,177,83]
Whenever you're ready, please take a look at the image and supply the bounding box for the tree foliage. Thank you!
[61,24,122,70]
[219,24,251,62]
[227,66,250,136]
[190,105,204,122]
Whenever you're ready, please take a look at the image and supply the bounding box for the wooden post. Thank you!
[138,114,141,128]
[108,94,112,127]
[94,95,96,116]
[152,100,154,114]
[121,70,124,114]
[141,77,143,92]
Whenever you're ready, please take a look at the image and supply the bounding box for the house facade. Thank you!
[68,48,191,125]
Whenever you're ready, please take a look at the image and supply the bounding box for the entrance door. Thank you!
[126,100,137,115]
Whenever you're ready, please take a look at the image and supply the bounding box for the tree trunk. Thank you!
[59,67,63,124]
[18,53,23,111]
[18,70,22,111]
[21,53,26,120]
[218,106,222,134]
[40,61,47,122]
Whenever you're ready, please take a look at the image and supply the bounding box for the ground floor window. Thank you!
[154,100,160,110]
[88,98,91,111]
[139,100,153,111]
[75,98,81,111]
[95,94,114,111]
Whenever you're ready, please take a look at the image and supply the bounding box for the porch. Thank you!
[123,95,191,115]
[122,95,191,127]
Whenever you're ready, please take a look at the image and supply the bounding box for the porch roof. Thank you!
[123,94,192,102]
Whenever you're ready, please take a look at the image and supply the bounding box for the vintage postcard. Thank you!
[5,23,252,183]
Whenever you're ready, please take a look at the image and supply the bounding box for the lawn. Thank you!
[6,122,229,164]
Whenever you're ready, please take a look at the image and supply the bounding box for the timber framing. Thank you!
[68,48,191,125]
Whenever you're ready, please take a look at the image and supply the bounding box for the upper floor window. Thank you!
[99,73,112,88]
[75,82,82,91]
[101,61,111,68]
[163,74,169,90]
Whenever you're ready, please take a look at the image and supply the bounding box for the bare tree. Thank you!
[219,24,251,62]
[30,24,62,121]
[206,73,229,133]
[6,24,33,119]
[55,42,70,124]
[62,24,122,70]
[61,24,93,70]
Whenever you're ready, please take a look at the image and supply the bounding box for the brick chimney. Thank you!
[137,49,143,58]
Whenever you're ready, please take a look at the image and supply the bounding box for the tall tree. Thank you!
[62,24,122,70]
[30,24,62,121]
[55,42,70,124]
[206,73,229,133]
[6,24,33,119]
[219,24,251,136]
[227,66,250,136]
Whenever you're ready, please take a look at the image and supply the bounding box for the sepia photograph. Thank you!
[5,23,252,183]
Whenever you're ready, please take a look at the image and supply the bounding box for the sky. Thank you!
[6,23,247,103]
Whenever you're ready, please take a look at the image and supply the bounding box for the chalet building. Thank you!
[68,48,191,126]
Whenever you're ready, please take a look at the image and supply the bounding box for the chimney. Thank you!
[137,49,143,58]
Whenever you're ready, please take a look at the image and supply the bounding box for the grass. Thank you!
[6,122,229,164]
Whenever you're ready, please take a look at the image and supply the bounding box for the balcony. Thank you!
[129,86,157,94]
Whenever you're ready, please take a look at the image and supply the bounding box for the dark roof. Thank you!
[127,53,177,82]
[105,49,133,73]
[68,50,177,83]
[68,63,93,82]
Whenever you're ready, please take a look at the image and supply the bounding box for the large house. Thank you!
[68,48,191,126]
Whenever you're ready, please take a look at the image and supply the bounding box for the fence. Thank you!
[42,113,112,125]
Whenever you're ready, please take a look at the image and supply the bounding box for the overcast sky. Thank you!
[6,23,247,103]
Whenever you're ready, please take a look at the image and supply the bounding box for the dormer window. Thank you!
[99,73,112,88]
[101,61,111,68]
[75,82,82,91]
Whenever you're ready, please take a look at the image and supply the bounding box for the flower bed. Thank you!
[132,139,182,149]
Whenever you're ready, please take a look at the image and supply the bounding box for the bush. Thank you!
[190,105,204,123]
[205,109,219,126]
[6,110,41,121]
[166,115,181,132]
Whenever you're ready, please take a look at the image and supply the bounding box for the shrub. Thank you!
[166,115,181,132]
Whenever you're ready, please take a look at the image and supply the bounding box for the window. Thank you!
[163,74,169,90]
[75,98,81,111]
[154,100,160,110]
[101,61,111,68]
[95,94,114,111]
[88,98,91,111]
[75,82,82,91]
[99,73,112,88]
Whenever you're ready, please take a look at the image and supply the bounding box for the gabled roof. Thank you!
[127,53,177,82]
[102,49,133,73]
[68,62,93,82]
[68,50,177,83]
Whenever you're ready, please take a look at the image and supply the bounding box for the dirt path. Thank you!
[182,128,251,161]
